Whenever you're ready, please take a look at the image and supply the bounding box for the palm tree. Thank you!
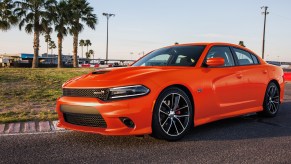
[79,39,85,58]
[84,39,91,54]
[48,40,56,55]
[86,49,94,59]
[42,17,53,57]
[14,0,56,68]
[44,33,51,56]
[68,0,97,67]
[50,0,70,68]
[0,0,18,31]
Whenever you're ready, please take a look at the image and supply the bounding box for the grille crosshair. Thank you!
[63,88,109,101]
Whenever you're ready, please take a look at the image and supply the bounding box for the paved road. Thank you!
[1,84,291,163]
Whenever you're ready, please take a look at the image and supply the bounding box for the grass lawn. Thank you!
[0,68,95,123]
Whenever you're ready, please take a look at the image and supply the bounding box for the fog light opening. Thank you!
[119,117,135,128]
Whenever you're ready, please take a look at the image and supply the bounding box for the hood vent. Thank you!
[92,70,110,75]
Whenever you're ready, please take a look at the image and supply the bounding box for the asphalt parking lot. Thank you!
[1,84,291,163]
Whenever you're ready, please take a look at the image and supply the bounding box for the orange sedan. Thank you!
[56,42,284,141]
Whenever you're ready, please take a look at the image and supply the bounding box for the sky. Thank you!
[1,0,291,61]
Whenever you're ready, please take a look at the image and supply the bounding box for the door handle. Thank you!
[236,74,243,79]
[263,70,268,74]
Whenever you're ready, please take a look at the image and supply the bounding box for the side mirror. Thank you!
[206,57,225,67]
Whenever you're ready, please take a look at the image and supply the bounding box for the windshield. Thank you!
[132,46,206,67]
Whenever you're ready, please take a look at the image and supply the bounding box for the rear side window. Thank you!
[233,48,254,65]
[251,54,259,64]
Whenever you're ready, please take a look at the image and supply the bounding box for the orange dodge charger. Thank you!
[56,42,284,141]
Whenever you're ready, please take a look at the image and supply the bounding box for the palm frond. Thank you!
[24,23,33,33]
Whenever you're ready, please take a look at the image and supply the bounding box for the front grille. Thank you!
[63,88,109,101]
[63,112,107,128]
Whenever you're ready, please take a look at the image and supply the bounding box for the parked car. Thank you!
[56,42,285,141]
[266,61,281,66]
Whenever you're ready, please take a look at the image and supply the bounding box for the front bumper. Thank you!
[56,95,155,135]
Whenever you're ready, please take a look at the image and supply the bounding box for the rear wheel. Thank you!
[152,87,193,141]
[260,82,280,117]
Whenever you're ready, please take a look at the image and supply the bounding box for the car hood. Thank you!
[64,66,188,88]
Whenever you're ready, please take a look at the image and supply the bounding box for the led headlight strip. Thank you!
[108,85,150,99]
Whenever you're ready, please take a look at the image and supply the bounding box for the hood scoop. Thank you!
[92,70,111,75]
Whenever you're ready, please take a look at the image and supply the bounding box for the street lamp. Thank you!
[103,13,115,64]
[261,6,269,59]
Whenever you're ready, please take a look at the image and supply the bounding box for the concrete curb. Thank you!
[0,120,65,135]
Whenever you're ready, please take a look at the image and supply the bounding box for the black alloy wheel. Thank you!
[152,87,193,141]
[260,82,280,117]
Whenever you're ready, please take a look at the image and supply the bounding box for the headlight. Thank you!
[108,85,150,100]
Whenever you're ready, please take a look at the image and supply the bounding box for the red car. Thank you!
[56,42,284,141]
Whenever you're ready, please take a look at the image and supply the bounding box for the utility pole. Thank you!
[103,13,115,64]
[261,6,269,60]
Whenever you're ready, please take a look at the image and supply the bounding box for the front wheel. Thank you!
[152,87,193,141]
[259,82,280,117]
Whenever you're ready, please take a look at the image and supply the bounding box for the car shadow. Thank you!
[182,101,291,142]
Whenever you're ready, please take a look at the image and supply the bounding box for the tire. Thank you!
[259,82,280,117]
[152,87,193,141]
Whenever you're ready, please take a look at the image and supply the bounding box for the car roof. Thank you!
[171,42,257,55]
[173,42,243,48]
[163,42,266,64]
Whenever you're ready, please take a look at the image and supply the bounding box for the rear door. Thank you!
[231,47,268,108]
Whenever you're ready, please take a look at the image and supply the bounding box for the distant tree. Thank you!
[48,40,56,55]
[68,0,97,67]
[43,22,52,56]
[0,0,18,31]
[14,0,56,68]
[79,39,85,58]
[44,32,51,56]
[84,39,91,54]
[86,49,94,59]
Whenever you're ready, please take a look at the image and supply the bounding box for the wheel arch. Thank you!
[269,79,280,93]
[268,79,281,103]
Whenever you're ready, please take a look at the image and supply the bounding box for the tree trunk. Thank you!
[73,32,78,67]
[32,31,40,68]
[47,41,48,57]
[57,35,63,68]
[81,46,83,59]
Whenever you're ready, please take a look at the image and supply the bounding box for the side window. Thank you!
[233,48,254,65]
[251,54,259,64]
[205,46,235,67]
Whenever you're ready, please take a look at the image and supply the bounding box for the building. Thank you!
[0,54,21,67]
[0,53,77,67]
[40,54,73,64]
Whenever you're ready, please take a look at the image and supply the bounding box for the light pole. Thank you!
[103,13,115,64]
[261,6,269,60]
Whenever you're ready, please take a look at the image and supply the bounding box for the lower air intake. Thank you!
[63,112,107,128]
